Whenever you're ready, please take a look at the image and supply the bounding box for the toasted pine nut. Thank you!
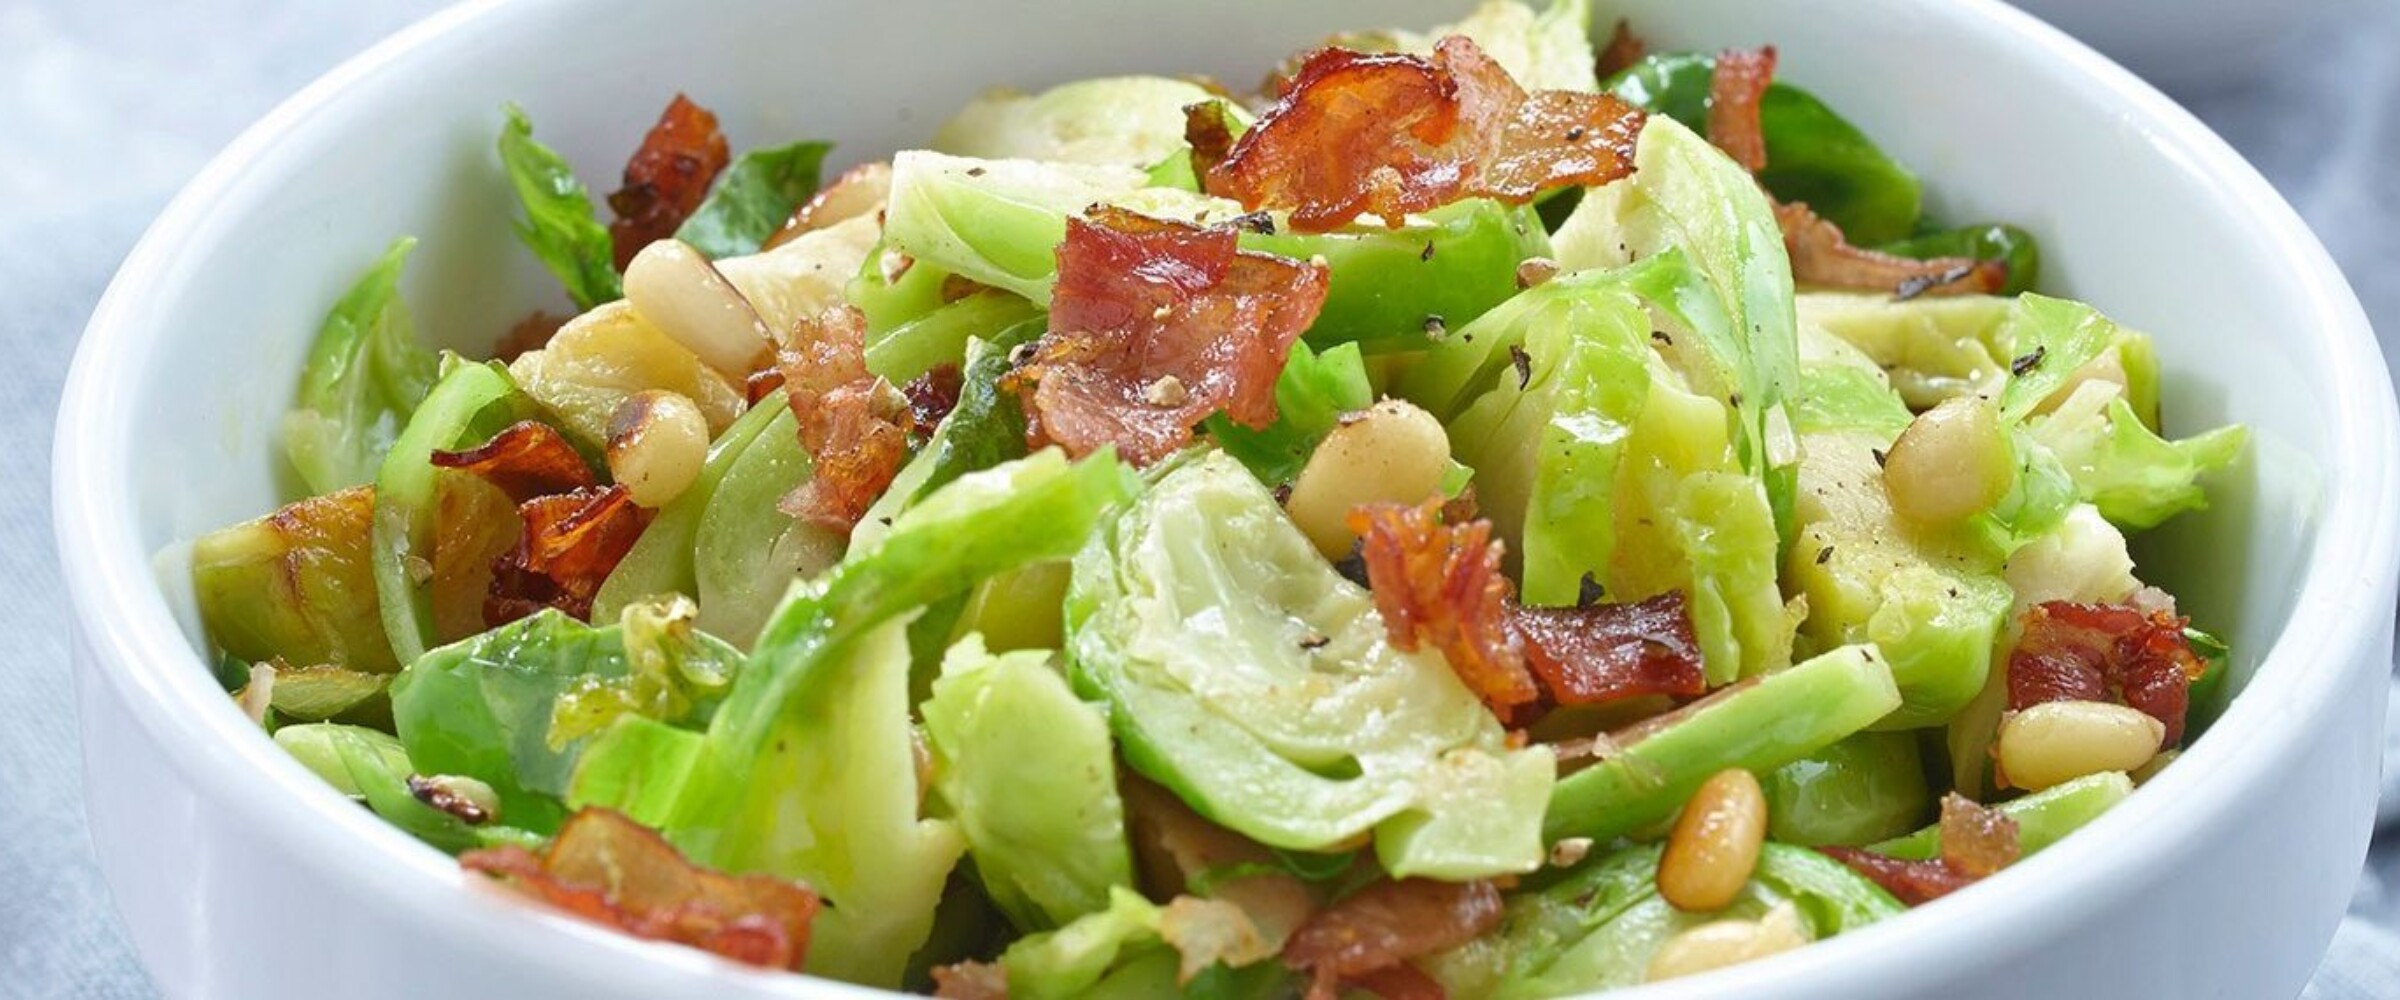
[1286,399,1452,560]
[1644,901,1809,983]
[623,239,774,377]
[1883,395,2013,524]
[1997,700,2164,791]
[768,161,893,248]
[606,390,710,508]
[1658,768,1768,912]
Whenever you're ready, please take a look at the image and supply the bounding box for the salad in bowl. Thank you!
[185,1,2247,995]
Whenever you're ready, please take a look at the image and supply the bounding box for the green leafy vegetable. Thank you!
[1878,223,2041,296]
[1549,117,1801,537]
[1785,358,2015,727]
[1204,341,1374,486]
[593,397,787,621]
[691,406,843,647]
[390,601,741,835]
[1068,451,1555,880]
[275,723,540,853]
[882,152,1547,350]
[862,321,1045,538]
[1427,254,1789,681]
[195,485,398,675]
[283,238,439,497]
[371,359,535,665]
[570,449,1140,986]
[1761,731,1930,846]
[1426,842,1899,997]
[1244,198,1551,352]
[923,635,1133,930]
[1868,771,2134,860]
[1602,52,1923,244]
[1379,0,1601,94]
[674,140,832,259]
[864,290,1043,384]
[2028,383,2247,531]
[498,104,621,310]
[935,77,1230,167]
[1545,644,1899,842]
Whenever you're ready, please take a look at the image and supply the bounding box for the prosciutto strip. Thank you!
[1705,46,1776,174]
[1348,498,1540,714]
[1822,794,2022,907]
[1513,591,1706,706]
[1004,207,1327,466]
[2007,600,2206,746]
[430,420,595,503]
[1207,36,1643,232]
[777,305,912,533]
[1596,19,1648,79]
[1698,45,2005,297]
[485,484,649,625]
[607,94,730,270]
[1283,878,1503,1000]
[463,807,821,971]
[433,421,645,625]
[1778,202,2008,298]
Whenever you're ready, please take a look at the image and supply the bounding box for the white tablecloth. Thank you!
[4,1,2394,995]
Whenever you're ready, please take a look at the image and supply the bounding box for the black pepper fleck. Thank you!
[1510,344,1533,389]
[2011,345,2048,377]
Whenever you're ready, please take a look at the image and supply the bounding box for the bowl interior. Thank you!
[63,0,2390,994]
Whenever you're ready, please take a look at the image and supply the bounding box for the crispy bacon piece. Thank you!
[1346,964,1448,1000]
[1348,499,1538,713]
[1693,49,2004,299]
[1777,201,2007,298]
[1183,101,1242,180]
[2008,600,2205,746]
[1512,591,1706,706]
[494,310,569,364]
[903,363,964,436]
[1284,879,1502,1000]
[1595,19,1648,78]
[1821,795,2021,906]
[431,421,596,503]
[777,305,911,533]
[1706,47,1776,174]
[743,367,788,407]
[607,94,731,270]
[1004,207,1327,466]
[462,807,821,971]
[1206,36,1644,232]
[487,484,650,624]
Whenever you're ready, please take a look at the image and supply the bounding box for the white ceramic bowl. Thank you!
[53,0,2399,997]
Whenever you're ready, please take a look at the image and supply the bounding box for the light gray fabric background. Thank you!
[4,1,2396,996]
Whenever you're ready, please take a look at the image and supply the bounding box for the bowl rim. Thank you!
[51,0,2398,996]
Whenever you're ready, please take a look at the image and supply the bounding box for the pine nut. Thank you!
[623,239,774,377]
[1644,901,1808,982]
[1883,395,2013,524]
[768,161,892,248]
[1997,700,2164,791]
[606,390,710,508]
[1286,399,1452,560]
[1657,768,1768,912]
